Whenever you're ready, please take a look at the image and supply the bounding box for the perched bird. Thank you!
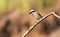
[29,9,42,20]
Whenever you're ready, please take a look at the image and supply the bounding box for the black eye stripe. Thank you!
[29,10,36,14]
[29,11,35,14]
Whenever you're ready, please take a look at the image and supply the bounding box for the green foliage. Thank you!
[0,0,56,16]
[0,0,8,16]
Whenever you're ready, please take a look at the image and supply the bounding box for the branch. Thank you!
[22,12,60,37]
[52,12,60,18]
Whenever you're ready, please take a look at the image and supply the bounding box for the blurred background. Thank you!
[0,0,60,37]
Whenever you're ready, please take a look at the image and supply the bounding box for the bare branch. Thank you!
[22,12,60,37]
[52,12,60,18]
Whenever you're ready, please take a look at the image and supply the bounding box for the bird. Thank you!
[29,9,42,20]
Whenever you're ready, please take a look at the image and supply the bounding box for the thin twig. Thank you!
[22,12,60,37]
[52,12,60,18]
